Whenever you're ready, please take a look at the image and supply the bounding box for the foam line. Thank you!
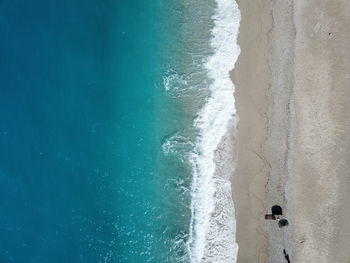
[188,0,241,262]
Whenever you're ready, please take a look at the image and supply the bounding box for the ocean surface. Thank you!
[0,0,240,262]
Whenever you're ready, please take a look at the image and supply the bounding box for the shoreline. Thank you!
[188,1,241,261]
[232,0,350,262]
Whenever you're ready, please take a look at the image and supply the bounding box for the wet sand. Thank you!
[231,0,271,262]
[232,0,350,262]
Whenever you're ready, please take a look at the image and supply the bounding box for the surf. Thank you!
[188,0,241,262]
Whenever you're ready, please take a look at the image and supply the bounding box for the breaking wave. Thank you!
[187,0,241,262]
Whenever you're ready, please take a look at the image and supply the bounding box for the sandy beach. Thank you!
[232,0,350,262]
[231,0,271,262]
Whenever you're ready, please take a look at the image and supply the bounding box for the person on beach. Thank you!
[265,205,289,228]
[265,206,291,262]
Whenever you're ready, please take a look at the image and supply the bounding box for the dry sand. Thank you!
[232,0,350,262]
[291,1,350,262]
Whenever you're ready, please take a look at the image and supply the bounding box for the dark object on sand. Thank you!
[271,205,283,216]
[283,249,291,263]
[265,205,289,228]
[278,219,289,228]
[265,205,283,220]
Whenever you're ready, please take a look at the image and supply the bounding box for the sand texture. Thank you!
[231,0,271,262]
[232,0,350,262]
[290,0,350,262]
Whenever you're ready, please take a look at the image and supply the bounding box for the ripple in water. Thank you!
[162,132,196,159]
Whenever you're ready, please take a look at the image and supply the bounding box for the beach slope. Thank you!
[231,0,271,262]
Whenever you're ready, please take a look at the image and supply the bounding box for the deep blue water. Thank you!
[0,1,191,262]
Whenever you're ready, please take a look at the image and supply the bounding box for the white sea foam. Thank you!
[188,0,241,262]
[162,133,195,159]
[163,69,206,99]
[163,70,189,98]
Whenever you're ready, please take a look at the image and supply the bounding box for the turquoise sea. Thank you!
[0,0,240,262]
